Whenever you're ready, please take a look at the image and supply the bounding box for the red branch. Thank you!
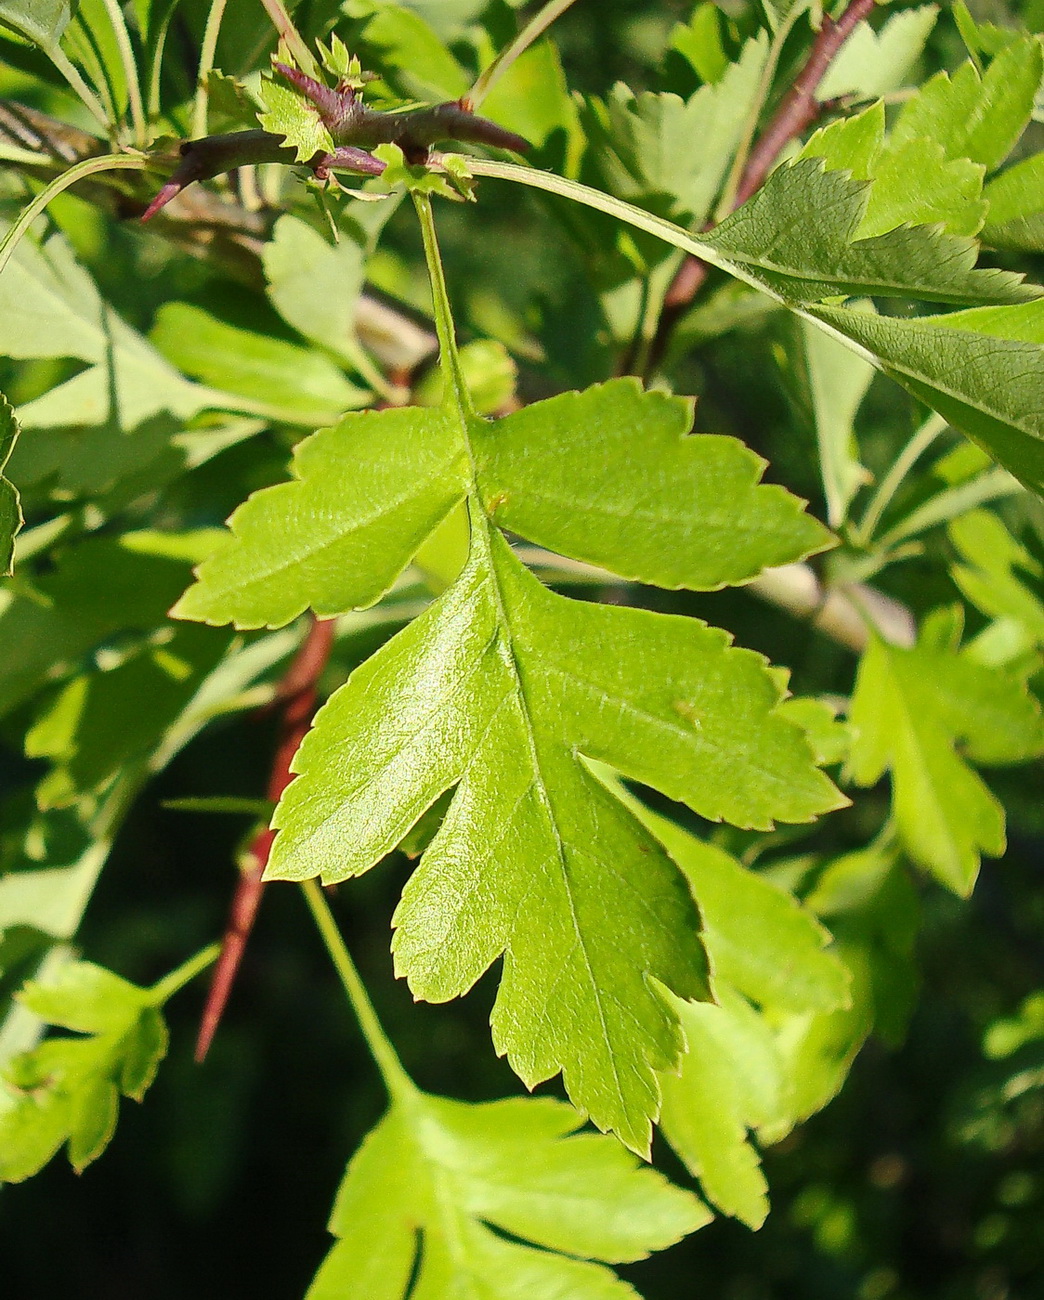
[661,0,875,315]
[194,615,336,1063]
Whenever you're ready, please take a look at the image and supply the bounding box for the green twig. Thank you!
[150,943,221,1005]
[468,0,581,109]
[300,880,416,1103]
[45,44,111,132]
[413,192,474,419]
[258,0,319,77]
[0,153,152,279]
[875,468,1024,551]
[855,413,948,544]
[193,0,230,139]
[100,0,147,144]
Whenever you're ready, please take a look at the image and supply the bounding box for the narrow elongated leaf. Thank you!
[309,1092,708,1299]
[0,393,21,574]
[848,631,1044,894]
[150,303,370,425]
[808,300,1044,494]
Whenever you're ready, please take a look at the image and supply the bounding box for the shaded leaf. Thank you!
[847,629,1044,893]
[0,393,21,574]
[982,152,1044,252]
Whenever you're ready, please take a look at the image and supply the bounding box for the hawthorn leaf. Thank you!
[816,5,939,101]
[0,961,168,1181]
[257,74,334,162]
[608,798,847,1226]
[847,630,1044,894]
[171,405,468,628]
[308,1093,708,1299]
[150,303,371,426]
[801,104,987,239]
[473,378,834,588]
[0,393,21,575]
[807,300,1044,495]
[949,509,1044,647]
[701,158,1034,307]
[590,34,768,225]
[982,152,1044,252]
[268,529,841,1150]
[889,36,1044,173]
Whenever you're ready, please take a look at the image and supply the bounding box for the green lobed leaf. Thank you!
[948,509,1044,649]
[847,629,1044,894]
[473,378,834,588]
[982,152,1044,252]
[816,5,939,101]
[607,797,847,1226]
[0,961,168,1181]
[801,103,987,239]
[171,404,467,628]
[268,528,841,1150]
[0,393,21,575]
[889,35,1044,173]
[808,300,1044,495]
[307,1092,709,1299]
[588,34,768,225]
[257,74,335,163]
[701,158,1035,307]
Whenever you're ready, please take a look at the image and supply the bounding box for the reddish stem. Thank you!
[660,0,875,316]
[194,615,336,1063]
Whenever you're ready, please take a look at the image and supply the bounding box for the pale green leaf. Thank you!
[0,960,168,1182]
[0,228,237,431]
[0,0,76,47]
[949,509,1044,645]
[149,303,370,426]
[172,405,467,628]
[257,75,334,163]
[474,378,833,588]
[982,152,1044,252]
[308,1091,708,1299]
[702,158,1034,306]
[847,632,1044,893]
[0,393,21,575]
[659,993,779,1228]
[889,36,1044,172]
[669,3,731,85]
[0,530,220,719]
[632,804,850,1014]
[817,5,939,101]
[356,2,469,101]
[790,311,874,527]
[262,206,399,367]
[480,38,584,165]
[589,35,768,225]
[808,300,1044,495]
